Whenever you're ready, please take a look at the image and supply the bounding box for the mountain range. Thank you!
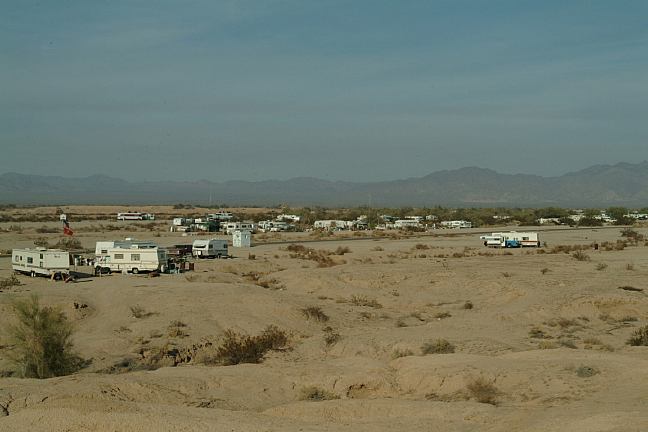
[2,161,648,207]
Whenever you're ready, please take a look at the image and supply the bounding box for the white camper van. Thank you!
[192,239,228,258]
[95,247,167,274]
[12,248,71,278]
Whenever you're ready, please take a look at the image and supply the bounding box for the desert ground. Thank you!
[1,210,648,431]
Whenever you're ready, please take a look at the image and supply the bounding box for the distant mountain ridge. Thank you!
[2,161,648,207]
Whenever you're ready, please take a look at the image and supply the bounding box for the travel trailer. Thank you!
[95,247,168,274]
[12,248,71,278]
[192,239,228,258]
[117,212,155,221]
[221,221,255,235]
[481,232,540,248]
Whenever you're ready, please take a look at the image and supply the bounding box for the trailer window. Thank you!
[27,257,33,264]
[40,253,43,259]
[131,254,140,261]
[114,253,124,260]
[101,249,108,254]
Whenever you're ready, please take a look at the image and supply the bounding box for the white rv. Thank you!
[481,231,540,247]
[12,248,71,277]
[221,221,256,235]
[192,239,228,258]
[117,212,155,221]
[95,239,157,258]
[95,247,167,274]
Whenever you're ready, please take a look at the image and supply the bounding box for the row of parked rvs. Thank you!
[11,237,237,278]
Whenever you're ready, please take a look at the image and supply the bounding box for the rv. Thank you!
[221,221,256,235]
[192,239,228,258]
[95,239,157,258]
[95,247,168,274]
[12,248,71,278]
[481,232,540,248]
[207,211,233,221]
[117,212,155,221]
[441,220,472,229]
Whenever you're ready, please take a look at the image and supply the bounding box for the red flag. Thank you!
[63,219,74,236]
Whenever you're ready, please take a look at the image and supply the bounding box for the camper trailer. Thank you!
[12,248,71,278]
[221,221,255,235]
[117,212,155,221]
[192,239,228,258]
[95,240,157,258]
[95,247,168,274]
[481,232,540,248]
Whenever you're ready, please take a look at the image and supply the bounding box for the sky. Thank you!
[1,0,648,182]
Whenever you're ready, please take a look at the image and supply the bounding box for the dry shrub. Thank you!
[466,376,499,405]
[595,262,608,271]
[349,295,382,308]
[371,246,384,251]
[7,295,83,378]
[463,300,473,310]
[185,274,201,282]
[414,243,429,250]
[248,253,256,260]
[130,305,157,319]
[322,326,340,346]
[421,339,455,354]
[0,274,20,289]
[301,306,329,322]
[334,246,351,255]
[392,348,414,359]
[540,267,550,275]
[572,250,590,261]
[168,320,189,338]
[627,325,648,346]
[575,365,599,378]
[213,325,288,365]
[36,225,59,233]
[434,311,452,319]
[625,263,635,271]
[299,386,339,401]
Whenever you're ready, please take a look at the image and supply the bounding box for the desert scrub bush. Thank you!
[334,246,351,255]
[35,225,59,233]
[433,311,452,319]
[463,300,473,310]
[349,295,382,308]
[540,267,550,274]
[130,305,156,319]
[391,348,414,359]
[466,376,500,405]
[301,306,329,322]
[0,274,20,289]
[7,295,83,378]
[299,386,340,401]
[371,246,384,251]
[627,325,648,346]
[322,326,341,346]
[571,250,590,261]
[421,339,455,354]
[575,365,599,378]
[625,263,634,271]
[595,262,608,271]
[213,325,288,365]
[167,320,189,338]
[414,243,429,250]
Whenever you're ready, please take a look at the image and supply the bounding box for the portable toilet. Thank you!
[232,230,252,247]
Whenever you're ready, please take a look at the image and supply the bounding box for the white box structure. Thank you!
[232,230,252,247]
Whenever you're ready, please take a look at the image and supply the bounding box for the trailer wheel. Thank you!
[30,270,35,278]
[132,268,139,274]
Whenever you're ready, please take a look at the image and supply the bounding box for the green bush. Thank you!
[214,325,288,365]
[7,295,83,378]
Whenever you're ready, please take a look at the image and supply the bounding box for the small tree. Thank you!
[8,295,82,378]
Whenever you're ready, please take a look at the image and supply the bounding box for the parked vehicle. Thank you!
[117,212,155,221]
[192,239,228,258]
[95,247,168,274]
[12,248,71,278]
[481,232,540,248]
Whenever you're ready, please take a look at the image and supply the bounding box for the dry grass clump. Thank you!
[349,295,382,308]
[334,246,351,255]
[549,244,590,254]
[210,325,289,365]
[421,339,455,354]
[7,295,83,378]
[466,376,500,405]
[625,263,635,271]
[462,300,473,310]
[627,325,648,346]
[371,246,384,251]
[322,326,341,346]
[130,305,157,319]
[620,228,644,241]
[286,244,344,267]
[595,262,608,271]
[301,306,329,322]
[575,365,599,378]
[571,250,591,261]
[414,243,429,250]
[0,274,20,289]
[299,386,340,401]
[167,320,189,338]
[540,267,550,274]
[434,311,452,319]
[529,326,549,339]
[392,348,414,359]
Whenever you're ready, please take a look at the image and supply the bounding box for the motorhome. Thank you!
[192,239,228,258]
[12,248,71,277]
[207,211,233,221]
[441,220,472,229]
[95,239,157,258]
[95,247,167,274]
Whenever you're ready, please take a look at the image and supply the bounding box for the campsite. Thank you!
[1,206,647,431]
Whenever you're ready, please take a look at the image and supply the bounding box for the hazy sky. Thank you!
[2,0,647,182]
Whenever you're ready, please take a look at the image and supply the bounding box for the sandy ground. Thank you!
[1,216,648,431]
